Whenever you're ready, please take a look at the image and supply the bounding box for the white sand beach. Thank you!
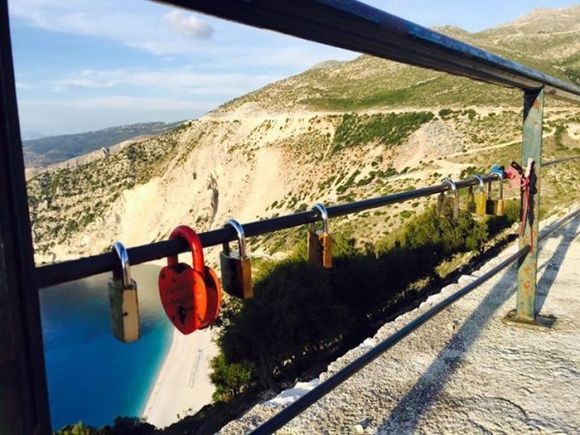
[142,327,218,429]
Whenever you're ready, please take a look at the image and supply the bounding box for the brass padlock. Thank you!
[108,242,140,343]
[439,179,459,219]
[467,185,475,213]
[307,203,332,268]
[473,175,487,216]
[486,173,505,216]
[220,219,253,299]
[436,191,445,215]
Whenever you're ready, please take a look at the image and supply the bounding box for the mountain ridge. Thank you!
[214,6,579,115]
[26,6,580,265]
[23,121,186,168]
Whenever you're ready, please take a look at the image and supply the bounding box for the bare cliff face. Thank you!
[27,6,580,265]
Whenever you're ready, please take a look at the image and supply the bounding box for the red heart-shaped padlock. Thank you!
[158,226,221,334]
[159,264,207,334]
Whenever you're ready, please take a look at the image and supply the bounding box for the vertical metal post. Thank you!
[516,88,544,321]
[0,0,52,433]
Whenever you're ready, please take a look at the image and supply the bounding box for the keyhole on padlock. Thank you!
[177,305,187,324]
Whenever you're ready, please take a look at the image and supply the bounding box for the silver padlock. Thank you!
[438,179,459,219]
[308,203,332,269]
[108,242,140,343]
[220,219,253,299]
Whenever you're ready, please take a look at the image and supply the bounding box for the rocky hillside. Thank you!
[27,7,580,265]
[216,6,579,114]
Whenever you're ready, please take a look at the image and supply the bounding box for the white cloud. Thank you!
[8,0,214,55]
[8,0,355,62]
[162,10,213,39]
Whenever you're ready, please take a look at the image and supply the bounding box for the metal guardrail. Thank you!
[250,207,579,434]
[159,0,580,103]
[36,173,501,288]
[35,155,579,288]
[543,155,580,167]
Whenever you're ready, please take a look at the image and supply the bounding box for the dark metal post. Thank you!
[516,88,544,321]
[0,0,52,432]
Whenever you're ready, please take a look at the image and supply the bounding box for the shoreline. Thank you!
[141,326,218,429]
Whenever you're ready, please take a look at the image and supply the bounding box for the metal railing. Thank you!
[543,155,580,167]
[36,173,500,288]
[35,155,580,289]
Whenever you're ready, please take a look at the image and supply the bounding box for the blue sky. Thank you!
[8,0,579,137]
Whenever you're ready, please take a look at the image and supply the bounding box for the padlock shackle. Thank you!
[442,179,458,198]
[223,219,247,258]
[167,226,205,275]
[493,171,504,198]
[442,179,460,219]
[473,175,485,191]
[112,241,132,287]
[312,203,329,234]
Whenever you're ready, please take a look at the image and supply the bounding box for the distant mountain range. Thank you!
[23,121,185,167]
[21,131,46,141]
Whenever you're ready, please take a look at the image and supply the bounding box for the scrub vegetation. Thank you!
[210,203,519,401]
[331,112,434,154]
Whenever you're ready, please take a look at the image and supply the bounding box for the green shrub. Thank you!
[210,354,254,401]
[554,124,568,150]
[219,259,353,388]
[332,112,434,154]
[56,417,155,435]
[438,108,453,119]
[56,422,94,435]
[402,207,487,255]
[465,109,477,121]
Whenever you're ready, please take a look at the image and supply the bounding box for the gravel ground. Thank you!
[220,210,580,434]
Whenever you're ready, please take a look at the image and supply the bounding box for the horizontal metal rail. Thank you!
[35,174,499,288]
[34,153,580,288]
[543,155,580,167]
[250,207,579,434]
[537,208,580,240]
[157,0,580,103]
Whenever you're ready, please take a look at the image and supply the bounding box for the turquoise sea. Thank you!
[40,264,172,430]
